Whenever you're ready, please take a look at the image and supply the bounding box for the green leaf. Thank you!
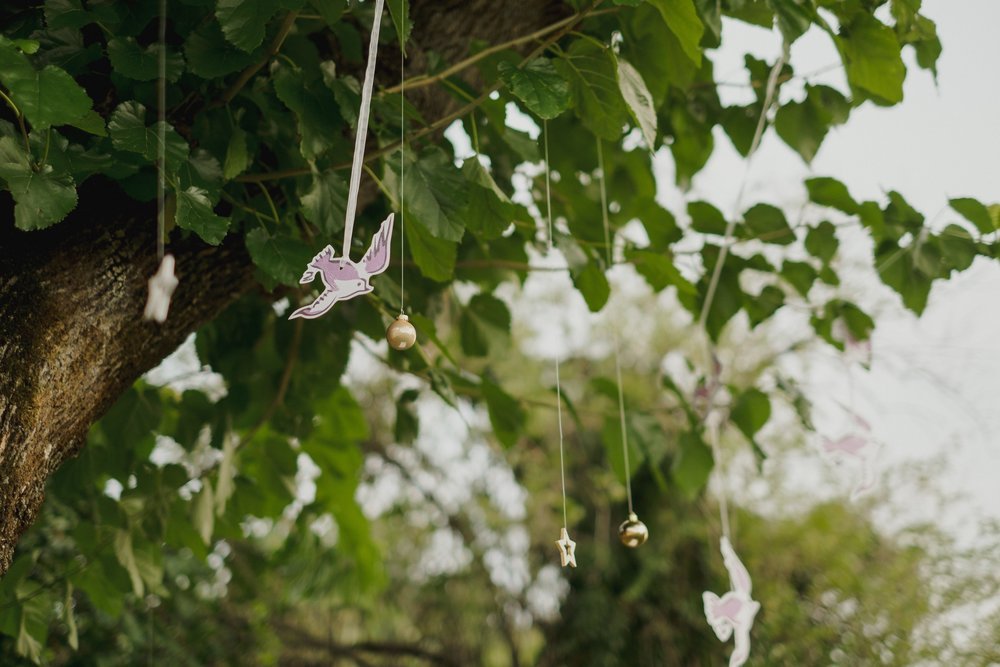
[837,14,906,104]
[950,197,995,234]
[309,0,344,27]
[216,0,280,52]
[215,433,237,517]
[108,101,189,173]
[625,248,696,294]
[394,389,420,444]
[459,293,511,357]
[461,159,525,240]
[107,38,184,82]
[482,378,525,449]
[616,58,658,149]
[0,41,94,130]
[404,215,457,282]
[273,64,344,160]
[245,228,315,286]
[688,200,728,235]
[601,412,646,484]
[745,284,784,328]
[648,0,705,65]
[176,186,231,245]
[572,261,610,312]
[64,583,78,651]
[805,176,858,214]
[185,21,257,78]
[938,225,976,272]
[774,85,850,163]
[731,388,771,440]
[555,40,630,140]
[223,126,250,180]
[743,203,794,244]
[0,138,78,230]
[782,260,817,296]
[301,170,347,236]
[671,430,713,499]
[401,147,468,242]
[768,0,815,44]
[498,58,571,120]
[386,0,412,52]
[805,220,838,264]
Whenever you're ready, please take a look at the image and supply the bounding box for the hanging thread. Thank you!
[696,42,789,542]
[156,0,167,262]
[342,0,387,256]
[596,139,634,516]
[398,43,406,314]
[544,122,569,531]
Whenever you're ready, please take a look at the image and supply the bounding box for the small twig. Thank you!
[216,10,300,107]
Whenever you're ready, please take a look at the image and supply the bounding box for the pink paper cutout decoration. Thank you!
[289,213,393,320]
[820,414,881,500]
[143,254,179,323]
[703,536,761,667]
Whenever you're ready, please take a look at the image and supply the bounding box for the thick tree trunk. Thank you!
[0,0,565,575]
[0,177,256,573]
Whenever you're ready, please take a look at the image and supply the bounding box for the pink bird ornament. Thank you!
[289,214,393,320]
[703,536,760,667]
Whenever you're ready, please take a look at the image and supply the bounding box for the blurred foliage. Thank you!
[2,0,1000,663]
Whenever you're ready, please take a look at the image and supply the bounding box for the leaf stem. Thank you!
[0,88,32,162]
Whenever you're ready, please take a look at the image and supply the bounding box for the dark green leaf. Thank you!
[743,203,794,244]
[572,261,610,312]
[648,0,705,65]
[731,388,771,440]
[405,215,457,282]
[805,176,858,214]
[386,0,412,52]
[805,220,838,264]
[460,293,512,357]
[498,58,570,120]
[301,170,347,236]
[176,186,231,245]
[273,64,344,160]
[554,41,629,140]
[688,200,728,235]
[223,126,250,180]
[950,197,995,234]
[0,39,94,130]
[184,21,257,78]
[482,378,525,449]
[837,14,905,104]
[108,101,189,174]
[671,430,713,499]
[782,260,817,296]
[245,228,315,286]
[216,0,280,52]
[625,248,696,294]
[107,38,184,82]
[0,138,77,230]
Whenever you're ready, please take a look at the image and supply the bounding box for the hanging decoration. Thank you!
[821,411,880,500]
[290,0,396,321]
[594,138,647,549]
[142,0,177,324]
[385,28,416,350]
[543,122,577,568]
[694,40,788,664]
[702,536,761,667]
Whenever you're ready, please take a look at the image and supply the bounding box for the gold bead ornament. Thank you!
[386,313,417,350]
[618,512,649,548]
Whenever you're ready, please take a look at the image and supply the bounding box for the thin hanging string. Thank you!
[156,0,167,262]
[544,121,569,529]
[342,0,387,256]
[398,43,406,314]
[695,40,789,543]
[596,138,633,515]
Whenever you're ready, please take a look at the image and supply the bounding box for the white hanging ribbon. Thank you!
[342,0,387,257]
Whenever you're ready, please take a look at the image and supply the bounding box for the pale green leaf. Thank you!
[617,58,657,149]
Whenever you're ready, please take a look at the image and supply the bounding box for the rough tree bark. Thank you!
[0,0,566,575]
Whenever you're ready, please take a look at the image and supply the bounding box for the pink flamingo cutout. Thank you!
[703,536,760,667]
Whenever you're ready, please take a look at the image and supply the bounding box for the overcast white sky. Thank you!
[684,0,1000,538]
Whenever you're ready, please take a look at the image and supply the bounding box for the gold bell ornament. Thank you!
[386,313,417,350]
[618,512,649,548]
